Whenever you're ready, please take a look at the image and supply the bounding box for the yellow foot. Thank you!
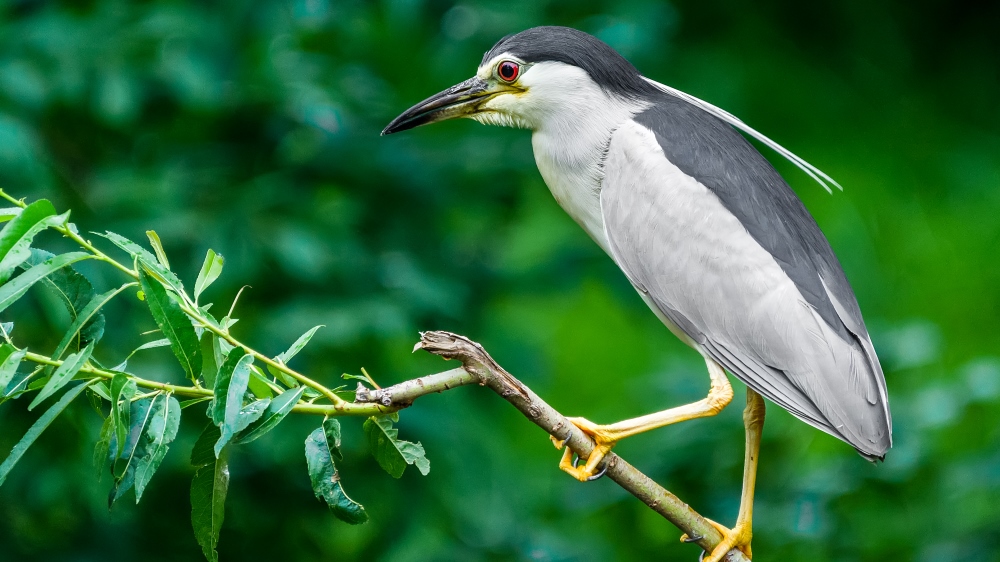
[552,417,616,482]
[681,518,752,562]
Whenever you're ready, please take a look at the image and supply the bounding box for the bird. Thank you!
[382,26,891,561]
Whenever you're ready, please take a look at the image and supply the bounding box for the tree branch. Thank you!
[356,331,749,562]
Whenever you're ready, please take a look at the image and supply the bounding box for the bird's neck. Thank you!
[530,97,647,252]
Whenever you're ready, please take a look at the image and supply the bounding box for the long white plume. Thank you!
[643,78,843,194]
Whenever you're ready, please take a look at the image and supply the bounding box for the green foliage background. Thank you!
[1,0,999,560]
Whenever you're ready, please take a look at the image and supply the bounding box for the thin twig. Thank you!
[409,331,749,562]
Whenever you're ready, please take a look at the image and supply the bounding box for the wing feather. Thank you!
[600,117,891,459]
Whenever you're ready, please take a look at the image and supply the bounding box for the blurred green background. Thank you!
[1,0,999,560]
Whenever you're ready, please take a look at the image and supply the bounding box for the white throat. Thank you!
[481,61,648,251]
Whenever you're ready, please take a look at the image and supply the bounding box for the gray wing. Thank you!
[600,101,891,459]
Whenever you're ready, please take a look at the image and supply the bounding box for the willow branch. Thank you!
[355,331,749,562]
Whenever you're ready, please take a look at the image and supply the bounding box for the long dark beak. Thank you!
[382,77,493,135]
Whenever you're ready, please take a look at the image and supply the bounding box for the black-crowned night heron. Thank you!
[383,26,891,561]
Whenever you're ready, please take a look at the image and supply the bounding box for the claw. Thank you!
[553,417,616,481]
[693,518,752,562]
[549,435,566,450]
[571,452,608,481]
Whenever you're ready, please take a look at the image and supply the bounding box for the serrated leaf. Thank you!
[0,379,94,487]
[0,252,93,314]
[139,266,201,383]
[0,199,65,277]
[95,231,183,291]
[191,423,229,562]
[109,396,156,507]
[134,394,181,502]
[305,421,367,524]
[21,248,106,351]
[212,351,253,456]
[364,416,430,478]
[199,332,218,389]
[110,373,136,453]
[194,249,224,303]
[28,341,94,411]
[145,230,171,270]
[0,344,26,391]
[233,386,305,445]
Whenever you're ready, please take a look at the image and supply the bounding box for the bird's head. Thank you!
[382,26,659,135]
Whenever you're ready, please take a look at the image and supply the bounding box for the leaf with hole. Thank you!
[364,416,430,478]
[305,419,367,524]
[28,341,93,411]
[139,266,201,383]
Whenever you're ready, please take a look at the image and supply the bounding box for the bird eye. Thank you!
[497,61,520,82]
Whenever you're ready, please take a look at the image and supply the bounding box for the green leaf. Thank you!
[179,396,212,409]
[110,373,136,453]
[139,266,201,383]
[0,379,94,487]
[134,394,181,502]
[109,396,156,507]
[191,424,229,562]
[47,282,132,363]
[194,249,225,303]
[247,365,274,399]
[0,199,64,276]
[304,421,368,524]
[94,413,115,479]
[95,231,183,291]
[266,325,322,387]
[145,230,171,270]
[199,331,218,389]
[21,248,106,352]
[0,344,26,391]
[212,351,253,456]
[112,338,171,371]
[0,252,93,314]
[233,386,305,445]
[278,325,323,364]
[28,341,94,411]
[364,416,430,478]
[0,207,22,223]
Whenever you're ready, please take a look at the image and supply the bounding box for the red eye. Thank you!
[497,61,519,82]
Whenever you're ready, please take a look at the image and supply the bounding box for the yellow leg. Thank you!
[693,387,765,562]
[552,359,734,481]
